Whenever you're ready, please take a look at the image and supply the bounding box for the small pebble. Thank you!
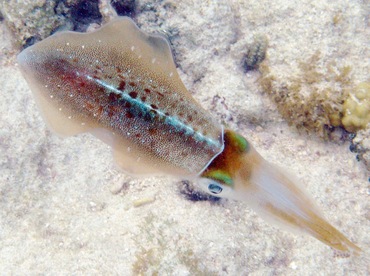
[110,181,129,194]
[289,261,297,270]
[133,197,156,207]
[256,126,263,132]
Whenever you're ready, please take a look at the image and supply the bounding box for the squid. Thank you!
[17,17,360,253]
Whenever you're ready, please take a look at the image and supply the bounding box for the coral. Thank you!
[0,0,110,48]
[342,82,370,132]
[0,0,65,48]
[259,51,356,139]
[242,34,268,72]
[69,0,102,32]
[110,0,136,17]
[350,127,370,171]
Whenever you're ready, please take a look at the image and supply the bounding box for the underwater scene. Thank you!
[0,0,368,274]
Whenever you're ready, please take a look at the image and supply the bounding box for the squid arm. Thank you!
[198,129,361,254]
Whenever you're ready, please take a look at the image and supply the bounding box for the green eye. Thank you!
[208,183,223,194]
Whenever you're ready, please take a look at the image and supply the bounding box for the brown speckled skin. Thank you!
[17,17,224,176]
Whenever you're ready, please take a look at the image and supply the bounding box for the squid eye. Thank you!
[208,183,223,194]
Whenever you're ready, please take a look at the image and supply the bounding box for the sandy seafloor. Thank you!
[0,0,369,275]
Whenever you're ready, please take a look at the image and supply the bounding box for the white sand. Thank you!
[0,0,368,274]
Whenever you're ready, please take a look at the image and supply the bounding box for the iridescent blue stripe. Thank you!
[85,74,222,149]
